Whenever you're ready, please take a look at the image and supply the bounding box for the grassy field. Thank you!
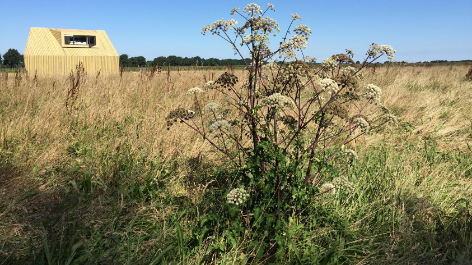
[1,64,472,264]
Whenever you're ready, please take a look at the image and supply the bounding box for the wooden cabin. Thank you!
[24,28,119,76]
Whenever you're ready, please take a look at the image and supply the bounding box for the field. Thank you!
[1,64,472,264]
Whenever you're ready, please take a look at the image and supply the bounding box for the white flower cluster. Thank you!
[230,7,240,15]
[321,57,337,70]
[341,66,357,75]
[278,35,307,60]
[318,78,339,93]
[202,19,238,35]
[368,44,396,62]
[187,87,204,95]
[332,176,355,193]
[243,3,263,16]
[208,120,231,133]
[267,3,275,10]
[364,84,381,102]
[260,93,295,108]
[202,102,220,114]
[187,110,195,115]
[344,149,358,160]
[291,13,301,21]
[204,81,215,90]
[227,188,250,205]
[382,113,398,124]
[294,25,311,38]
[353,117,370,133]
[305,56,316,63]
[320,182,335,195]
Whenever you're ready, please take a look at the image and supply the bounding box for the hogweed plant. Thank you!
[166,2,397,246]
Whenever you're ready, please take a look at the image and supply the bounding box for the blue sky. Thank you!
[1,0,471,63]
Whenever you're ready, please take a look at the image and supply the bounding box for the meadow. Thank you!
[0,63,471,264]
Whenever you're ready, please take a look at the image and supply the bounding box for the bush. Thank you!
[166,2,397,261]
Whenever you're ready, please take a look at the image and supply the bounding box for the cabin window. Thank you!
[64,35,96,47]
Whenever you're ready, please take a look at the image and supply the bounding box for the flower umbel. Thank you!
[187,87,204,95]
[261,93,295,108]
[363,84,381,102]
[353,117,370,133]
[227,188,250,205]
[202,102,220,114]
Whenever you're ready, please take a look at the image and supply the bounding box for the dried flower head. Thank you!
[345,49,354,58]
[261,93,295,108]
[267,3,275,10]
[187,87,204,95]
[353,117,370,133]
[202,102,220,114]
[318,78,339,93]
[227,187,250,205]
[294,25,311,38]
[363,84,381,102]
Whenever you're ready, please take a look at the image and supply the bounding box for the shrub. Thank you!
[166,2,397,259]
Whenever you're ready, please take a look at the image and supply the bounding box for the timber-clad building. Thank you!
[24,27,119,76]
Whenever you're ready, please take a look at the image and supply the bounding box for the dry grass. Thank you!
[1,64,472,263]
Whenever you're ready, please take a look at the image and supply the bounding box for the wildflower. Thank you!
[267,3,275,10]
[208,120,231,133]
[318,78,339,93]
[243,3,262,16]
[320,182,335,194]
[353,117,370,133]
[367,44,396,62]
[382,113,398,124]
[291,13,301,21]
[187,110,195,115]
[186,87,204,95]
[202,102,220,114]
[345,49,354,58]
[332,176,355,193]
[341,66,357,76]
[363,84,381,101]
[305,56,316,63]
[321,57,337,70]
[260,93,295,108]
[230,7,240,15]
[344,149,358,160]
[227,188,250,205]
[294,24,311,38]
[204,81,215,90]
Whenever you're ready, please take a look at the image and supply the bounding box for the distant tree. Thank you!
[119,54,129,66]
[355,61,360,64]
[128,56,146,67]
[3,49,23,68]
[0,53,2,66]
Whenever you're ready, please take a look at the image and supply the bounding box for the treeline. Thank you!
[119,54,251,67]
[0,48,24,68]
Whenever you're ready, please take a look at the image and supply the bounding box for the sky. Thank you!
[1,0,471,63]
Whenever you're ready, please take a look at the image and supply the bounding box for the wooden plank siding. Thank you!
[24,27,119,77]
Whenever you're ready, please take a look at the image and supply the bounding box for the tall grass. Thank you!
[1,65,472,264]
